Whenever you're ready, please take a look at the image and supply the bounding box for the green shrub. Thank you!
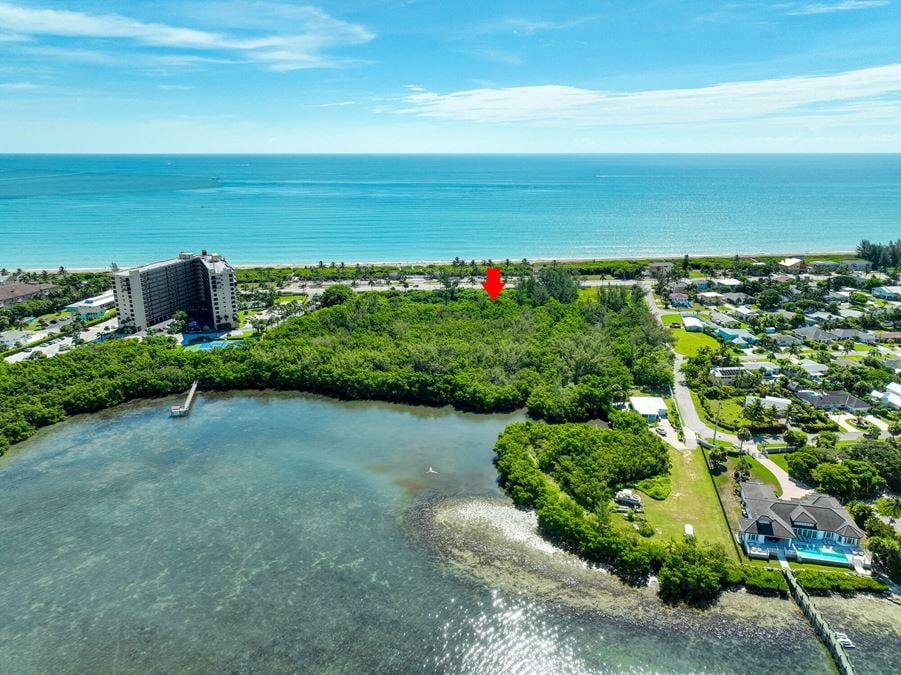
[636,474,672,500]
[795,570,888,595]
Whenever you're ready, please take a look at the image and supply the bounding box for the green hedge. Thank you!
[795,570,888,596]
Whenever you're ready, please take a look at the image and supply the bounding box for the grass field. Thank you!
[275,294,308,304]
[660,313,680,324]
[640,447,738,558]
[671,327,719,357]
[769,452,791,472]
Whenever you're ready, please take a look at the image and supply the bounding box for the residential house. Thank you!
[709,310,738,327]
[798,359,829,379]
[872,286,901,301]
[810,261,840,273]
[876,331,901,343]
[629,396,668,423]
[732,305,758,321]
[773,333,803,347]
[745,395,791,414]
[722,292,750,305]
[837,308,863,320]
[793,326,835,344]
[682,316,705,332]
[65,291,116,319]
[697,291,724,305]
[712,278,743,291]
[739,482,864,567]
[827,290,851,302]
[709,366,744,385]
[870,382,901,410]
[648,262,675,278]
[842,259,872,273]
[831,328,876,344]
[796,390,871,413]
[778,257,805,273]
[742,361,781,378]
[716,326,758,344]
[669,292,690,308]
[688,278,710,291]
[881,358,901,373]
[0,283,56,308]
[804,311,840,326]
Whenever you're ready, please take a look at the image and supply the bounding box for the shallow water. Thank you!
[2,154,900,268]
[0,393,852,672]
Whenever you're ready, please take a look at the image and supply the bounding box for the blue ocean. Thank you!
[1,154,899,269]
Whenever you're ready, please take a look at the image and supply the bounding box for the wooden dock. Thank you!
[170,379,199,417]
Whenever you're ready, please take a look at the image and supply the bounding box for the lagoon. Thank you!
[0,392,876,673]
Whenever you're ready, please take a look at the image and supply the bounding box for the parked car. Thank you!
[655,426,667,437]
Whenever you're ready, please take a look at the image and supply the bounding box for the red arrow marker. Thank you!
[481,267,505,301]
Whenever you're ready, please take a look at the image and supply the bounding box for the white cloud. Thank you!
[0,2,374,70]
[476,16,598,36]
[0,81,41,90]
[157,83,193,90]
[786,1,890,15]
[395,64,901,126]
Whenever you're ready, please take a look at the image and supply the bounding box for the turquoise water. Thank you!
[0,394,837,673]
[795,542,851,564]
[1,154,900,269]
[184,339,235,351]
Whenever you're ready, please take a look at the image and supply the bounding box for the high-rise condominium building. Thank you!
[113,251,238,331]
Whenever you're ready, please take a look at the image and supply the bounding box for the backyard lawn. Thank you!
[275,294,308,304]
[671,327,719,357]
[640,446,739,559]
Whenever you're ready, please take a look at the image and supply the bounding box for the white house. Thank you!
[798,359,829,379]
[732,305,758,320]
[778,257,804,272]
[745,395,791,413]
[870,382,901,410]
[682,316,705,332]
[697,291,724,305]
[873,286,901,301]
[629,396,668,423]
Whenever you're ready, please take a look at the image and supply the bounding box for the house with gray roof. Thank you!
[793,326,835,344]
[798,359,829,378]
[709,310,738,327]
[722,291,750,305]
[796,390,871,413]
[739,483,865,567]
[773,333,803,347]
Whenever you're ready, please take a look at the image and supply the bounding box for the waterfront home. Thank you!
[0,283,56,309]
[682,316,705,332]
[739,482,865,568]
[872,286,901,301]
[716,326,757,344]
[798,359,829,379]
[810,260,840,273]
[628,396,668,423]
[793,326,835,344]
[842,259,872,272]
[697,291,724,305]
[708,310,737,327]
[647,262,675,278]
[778,257,805,273]
[745,395,791,413]
[669,292,690,307]
[796,390,871,413]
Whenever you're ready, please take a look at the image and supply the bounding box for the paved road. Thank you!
[640,284,814,498]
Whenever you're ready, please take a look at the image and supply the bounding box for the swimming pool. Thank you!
[186,340,235,351]
[794,543,850,565]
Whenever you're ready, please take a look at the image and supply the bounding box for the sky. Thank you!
[1,0,901,152]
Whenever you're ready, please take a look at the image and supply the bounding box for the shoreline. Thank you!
[13,249,857,273]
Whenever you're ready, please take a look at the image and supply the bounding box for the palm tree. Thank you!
[887,496,901,523]
[737,427,752,454]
